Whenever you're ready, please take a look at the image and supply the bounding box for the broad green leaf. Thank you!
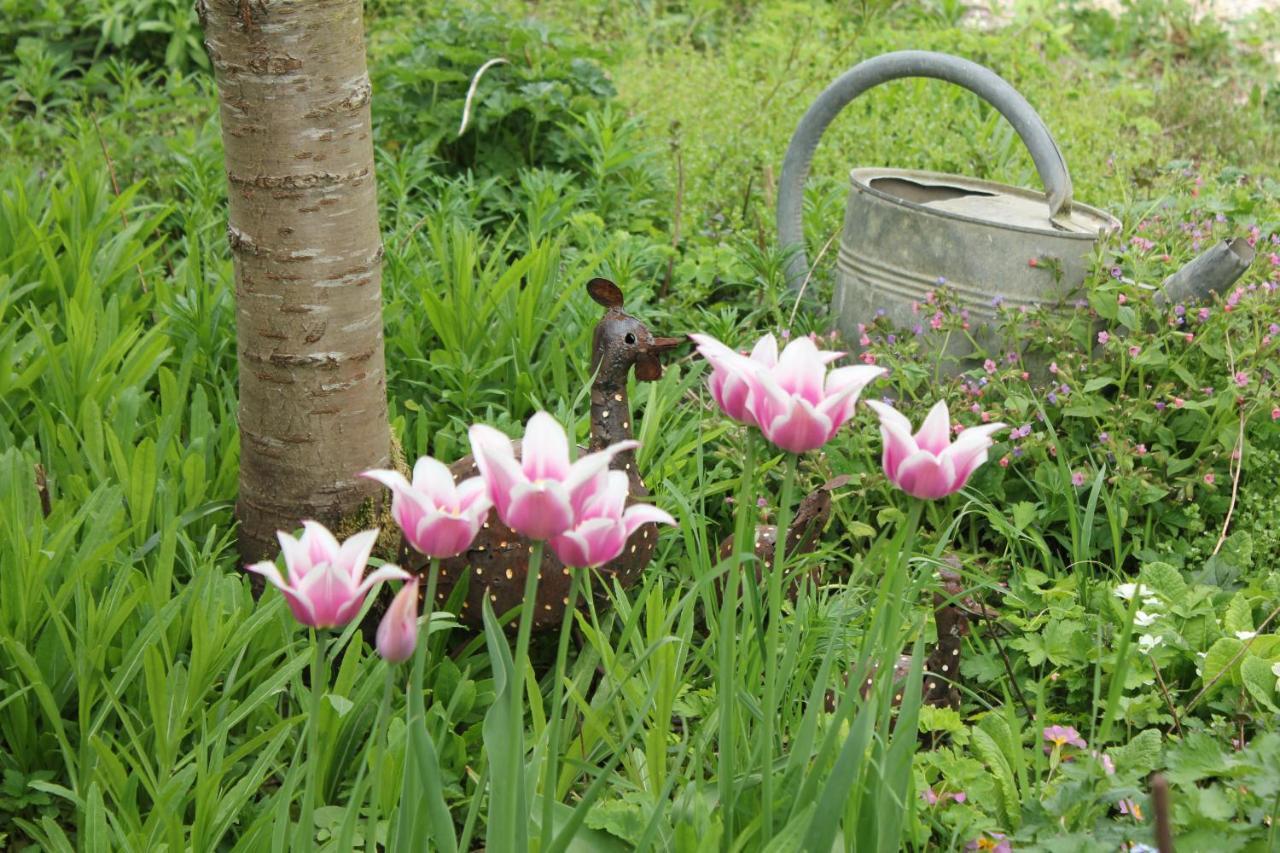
[1201,637,1246,693]
[1241,655,1279,712]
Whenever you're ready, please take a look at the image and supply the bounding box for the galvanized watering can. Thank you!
[777,51,1122,360]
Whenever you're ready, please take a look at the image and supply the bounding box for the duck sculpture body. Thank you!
[825,567,996,714]
[715,475,850,596]
[408,278,680,631]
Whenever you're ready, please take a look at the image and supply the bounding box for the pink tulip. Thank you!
[865,400,1005,499]
[550,470,676,567]
[691,333,884,452]
[362,457,492,558]
[246,521,409,629]
[751,336,885,453]
[689,333,783,426]
[376,578,420,663]
[469,412,638,540]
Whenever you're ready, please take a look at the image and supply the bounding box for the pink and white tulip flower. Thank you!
[689,333,781,426]
[469,411,639,541]
[362,457,492,558]
[751,336,885,453]
[376,578,420,663]
[550,470,676,568]
[865,400,1006,499]
[693,332,884,453]
[246,521,409,629]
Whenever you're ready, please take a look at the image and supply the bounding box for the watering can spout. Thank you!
[1153,238,1255,307]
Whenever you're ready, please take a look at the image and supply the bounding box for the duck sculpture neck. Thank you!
[585,277,678,482]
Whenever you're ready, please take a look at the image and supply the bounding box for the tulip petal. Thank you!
[411,456,458,506]
[337,528,381,584]
[455,475,493,513]
[914,400,952,455]
[414,512,481,559]
[246,559,288,591]
[763,397,835,453]
[469,423,525,515]
[276,530,311,585]
[576,470,630,521]
[504,480,574,540]
[773,337,826,404]
[564,441,639,495]
[865,402,919,481]
[824,364,886,397]
[621,504,676,537]
[522,411,572,482]
[361,468,412,495]
[749,333,779,367]
[301,520,342,566]
[377,578,420,663]
[353,563,413,597]
[296,560,357,627]
[689,333,739,365]
[552,517,626,567]
[894,449,958,500]
[943,422,1006,486]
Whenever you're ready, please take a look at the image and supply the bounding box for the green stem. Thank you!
[761,451,798,839]
[719,432,756,846]
[510,541,544,845]
[512,542,544,722]
[301,629,325,852]
[359,666,395,853]
[421,558,442,671]
[540,569,582,851]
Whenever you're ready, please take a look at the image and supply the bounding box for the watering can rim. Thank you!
[777,50,1119,289]
[850,166,1121,241]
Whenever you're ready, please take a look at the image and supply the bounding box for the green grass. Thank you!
[3,0,1280,849]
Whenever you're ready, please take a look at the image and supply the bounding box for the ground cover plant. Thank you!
[2,0,1280,849]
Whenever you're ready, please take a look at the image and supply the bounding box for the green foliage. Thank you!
[4,0,1280,849]
[369,2,617,177]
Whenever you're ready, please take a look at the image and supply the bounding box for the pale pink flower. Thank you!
[246,522,409,629]
[376,578,420,663]
[749,336,884,453]
[363,457,491,558]
[865,400,1005,499]
[469,412,637,541]
[550,470,675,567]
[1043,724,1087,749]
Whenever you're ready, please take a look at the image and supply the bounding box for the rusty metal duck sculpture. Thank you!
[716,475,850,594]
[825,566,996,714]
[406,278,681,631]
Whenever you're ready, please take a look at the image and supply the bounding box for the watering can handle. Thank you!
[777,50,1074,289]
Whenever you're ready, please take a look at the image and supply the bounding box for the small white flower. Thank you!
[1272,661,1280,691]
[1138,634,1162,653]
[1142,595,1161,608]
[1115,583,1153,601]
[1134,611,1158,627]
[1235,630,1257,641]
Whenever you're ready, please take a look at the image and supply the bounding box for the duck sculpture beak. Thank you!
[635,336,683,382]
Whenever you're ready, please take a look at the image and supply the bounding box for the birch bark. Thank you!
[201,0,391,561]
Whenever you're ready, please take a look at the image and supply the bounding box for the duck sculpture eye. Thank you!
[624,332,636,345]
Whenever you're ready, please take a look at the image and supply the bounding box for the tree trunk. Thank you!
[201,0,391,562]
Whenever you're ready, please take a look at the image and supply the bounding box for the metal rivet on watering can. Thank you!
[777,51,1121,368]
